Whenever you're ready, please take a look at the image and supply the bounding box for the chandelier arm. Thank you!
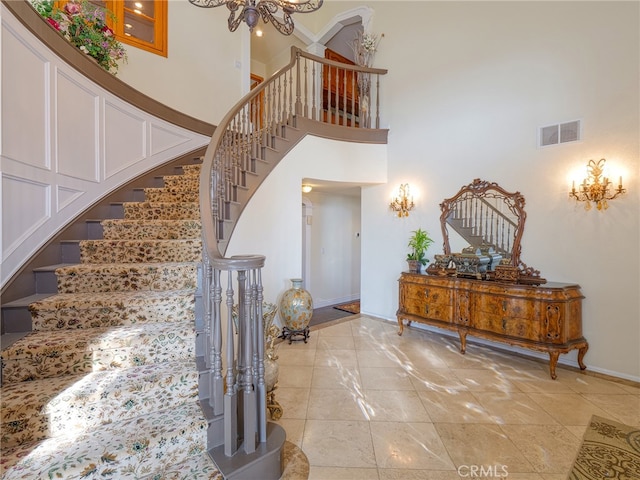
[188,0,234,8]
[226,2,246,32]
[274,0,323,14]
[258,2,294,35]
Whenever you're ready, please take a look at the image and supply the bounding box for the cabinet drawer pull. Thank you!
[502,300,507,312]
[425,304,430,315]
[502,318,507,331]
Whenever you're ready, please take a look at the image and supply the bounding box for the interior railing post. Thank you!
[254,268,267,442]
[224,270,238,457]
[211,266,223,416]
[375,73,381,129]
[239,268,257,454]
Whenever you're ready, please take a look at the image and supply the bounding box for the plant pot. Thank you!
[407,260,421,273]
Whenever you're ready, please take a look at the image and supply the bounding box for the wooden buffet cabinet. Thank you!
[396,272,589,379]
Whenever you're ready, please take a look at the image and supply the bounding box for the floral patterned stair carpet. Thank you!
[0,163,222,479]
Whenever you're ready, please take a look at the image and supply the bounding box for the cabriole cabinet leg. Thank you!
[548,351,560,380]
[577,344,589,371]
[458,329,467,354]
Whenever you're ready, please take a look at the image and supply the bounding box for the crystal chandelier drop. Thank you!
[188,0,323,36]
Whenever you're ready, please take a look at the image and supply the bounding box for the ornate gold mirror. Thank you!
[433,179,544,283]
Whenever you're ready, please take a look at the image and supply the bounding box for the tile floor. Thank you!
[273,315,640,480]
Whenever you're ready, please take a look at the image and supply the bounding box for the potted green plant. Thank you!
[406,228,434,273]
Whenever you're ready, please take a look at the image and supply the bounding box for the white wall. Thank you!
[225,135,387,322]
[359,1,639,380]
[116,1,245,125]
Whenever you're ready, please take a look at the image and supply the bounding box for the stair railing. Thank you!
[447,195,520,257]
[199,46,387,466]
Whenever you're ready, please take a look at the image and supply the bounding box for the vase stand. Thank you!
[280,326,310,344]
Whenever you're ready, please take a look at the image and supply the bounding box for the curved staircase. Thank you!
[1,162,222,479]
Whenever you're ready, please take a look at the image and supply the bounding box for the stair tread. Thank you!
[0,401,209,478]
[1,360,199,447]
[30,289,196,309]
[2,322,196,358]
[2,293,55,308]
[32,263,75,272]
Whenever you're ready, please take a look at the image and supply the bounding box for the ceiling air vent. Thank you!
[539,120,581,147]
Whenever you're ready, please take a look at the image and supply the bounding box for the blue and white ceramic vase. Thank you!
[279,278,313,340]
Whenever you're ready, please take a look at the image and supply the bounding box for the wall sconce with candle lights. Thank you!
[390,183,415,217]
[570,158,626,211]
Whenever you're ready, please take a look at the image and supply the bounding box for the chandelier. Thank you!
[569,158,626,211]
[188,0,323,36]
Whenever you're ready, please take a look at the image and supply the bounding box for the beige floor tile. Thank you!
[274,418,305,447]
[409,368,469,394]
[618,382,640,394]
[311,365,362,391]
[418,390,493,424]
[581,393,640,427]
[353,335,395,351]
[451,368,522,393]
[435,423,534,473]
[277,387,310,419]
[278,365,314,388]
[306,388,370,421]
[314,349,359,368]
[317,335,356,351]
[509,369,576,394]
[370,421,454,470]
[308,466,379,480]
[393,344,451,369]
[360,367,414,391]
[473,391,559,425]
[317,322,355,337]
[356,349,405,368]
[280,332,319,348]
[434,345,496,369]
[350,317,397,337]
[364,389,432,422]
[565,424,588,440]
[527,392,612,426]
[563,374,631,394]
[277,346,317,366]
[499,424,581,474]
[302,420,376,468]
[378,469,460,479]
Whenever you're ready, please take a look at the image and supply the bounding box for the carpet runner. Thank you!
[333,300,360,314]
[567,415,640,480]
[0,162,222,479]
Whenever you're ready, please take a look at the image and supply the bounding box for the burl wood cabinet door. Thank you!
[400,283,453,323]
[471,293,542,340]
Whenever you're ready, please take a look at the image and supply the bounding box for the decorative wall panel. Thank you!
[1,21,49,168]
[150,124,192,156]
[56,70,100,182]
[56,185,85,212]
[2,174,50,258]
[104,99,146,179]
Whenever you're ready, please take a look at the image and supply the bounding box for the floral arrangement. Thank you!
[31,0,127,74]
[349,31,382,68]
